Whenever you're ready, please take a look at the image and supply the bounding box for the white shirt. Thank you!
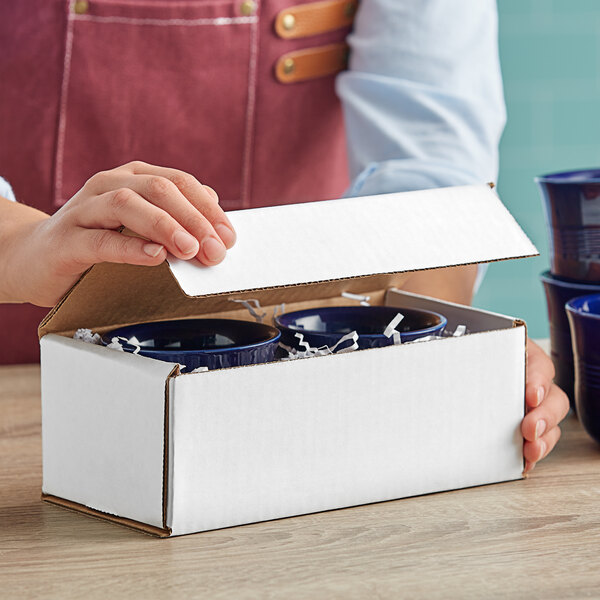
[0,176,15,202]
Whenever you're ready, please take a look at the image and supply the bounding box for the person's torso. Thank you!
[0,0,357,364]
[1,0,356,214]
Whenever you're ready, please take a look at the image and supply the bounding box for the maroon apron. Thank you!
[0,0,351,364]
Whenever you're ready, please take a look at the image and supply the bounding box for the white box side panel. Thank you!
[385,288,519,333]
[41,335,176,527]
[167,185,538,297]
[168,327,525,535]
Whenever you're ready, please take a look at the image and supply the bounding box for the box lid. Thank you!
[39,184,538,336]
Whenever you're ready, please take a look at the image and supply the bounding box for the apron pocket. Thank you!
[55,0,257,209]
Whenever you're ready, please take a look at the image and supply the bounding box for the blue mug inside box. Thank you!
[101,318,281,373]
[276,305,447,353]
[94,303,448,372]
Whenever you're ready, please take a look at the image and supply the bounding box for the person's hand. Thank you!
[1,161,236,307]
[521,339,570,472]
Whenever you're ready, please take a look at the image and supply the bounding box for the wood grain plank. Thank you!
[1,364,600,599]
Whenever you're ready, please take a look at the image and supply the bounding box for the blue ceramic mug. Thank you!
[540,270,600,408]
[103,318,281,372]
[275,305,447,352]
[536,169,600,281]
[566,294,600,443]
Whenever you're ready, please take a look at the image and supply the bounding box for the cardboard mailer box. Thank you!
[39,184,538,537]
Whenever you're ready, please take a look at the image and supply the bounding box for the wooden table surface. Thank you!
[2,363,600,599]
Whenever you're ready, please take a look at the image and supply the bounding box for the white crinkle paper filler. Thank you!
[272,303,286,320]
[453,324,467,337]
[228,298,267,323]
[73,328,102,345]
[230,297,285,325]
[106,336,142,353]
[105,338,125,352]
[383,313,404,345]
[73,329,140,353]
[280,330,360,361]
[341,291,371,306]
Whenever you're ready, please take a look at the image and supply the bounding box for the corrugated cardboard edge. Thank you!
[514,317,530,478]
[162,364,180,530]
[41,494,171,538]
[38,268,91,339]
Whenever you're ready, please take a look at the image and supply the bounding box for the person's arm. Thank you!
[337,0,569,470]
[337,0,505,304]
[0,162,236,307]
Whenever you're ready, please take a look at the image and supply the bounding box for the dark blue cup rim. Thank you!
[540,270,600,291]
[565,294,600,321]
[102,318,281,356]
[275,305,447,340]
[535,168,600,185]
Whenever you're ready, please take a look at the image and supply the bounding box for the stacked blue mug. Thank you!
[537,169,600,442]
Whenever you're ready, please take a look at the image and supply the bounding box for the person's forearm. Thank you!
[0,197,49,303]
[400,264,478,306]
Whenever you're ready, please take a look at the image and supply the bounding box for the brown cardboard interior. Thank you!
[38,260,413,338]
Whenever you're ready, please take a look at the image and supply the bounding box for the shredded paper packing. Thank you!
[272,303,286,320]
[73,328,102,345]
[453,324,467,337]
[341,292,371,306]
[279,330,360,361]
[107,336,141,353]
[228,298,267,323]
[383,313,404,345]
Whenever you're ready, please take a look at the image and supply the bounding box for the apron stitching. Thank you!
[56,6,257,207]
[241,8,260,207]
[72,15,258,26]
[54,4,76,206]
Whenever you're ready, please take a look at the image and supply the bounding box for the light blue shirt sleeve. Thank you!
[337,0,505,194]
[336,0,504,289]
[0,176,16,202]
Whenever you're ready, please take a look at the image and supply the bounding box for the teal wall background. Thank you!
[473,1,600,337]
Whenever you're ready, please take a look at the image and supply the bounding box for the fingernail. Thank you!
[536,386,545,406]
[535,419,547,439]
[174,230,199,255]
[202,236,226,263]
[143,243,164,257]
[538,439,547,461]
[525,460,536,473]
[214,223,236,248]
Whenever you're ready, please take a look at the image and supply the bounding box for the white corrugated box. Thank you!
[39,184,537,537]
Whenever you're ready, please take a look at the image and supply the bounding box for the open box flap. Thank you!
[167,184,537,296]
[39,184,537,337]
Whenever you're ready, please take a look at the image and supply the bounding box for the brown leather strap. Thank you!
[275,0,358,40]
[275,42,349,84]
